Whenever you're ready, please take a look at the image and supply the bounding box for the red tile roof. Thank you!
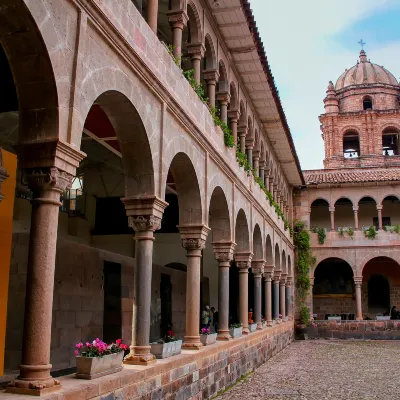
[303,168,400,185]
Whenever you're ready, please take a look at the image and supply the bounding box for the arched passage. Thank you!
[313,258,355,319]
[358,196,377,230]
[310,199,330,231]
[382,195,400,228]
[235,209,250,253]
[362,257,400,317]
[265,235,273,265]
[334,198,354,230]
[209,186,231,242]
[274,243,281,270]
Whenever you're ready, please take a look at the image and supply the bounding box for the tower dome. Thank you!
[335,50,398,90]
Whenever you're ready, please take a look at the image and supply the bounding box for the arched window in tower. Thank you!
[343,130,360,158]
[382,127,400,156]
[363,96,373,110]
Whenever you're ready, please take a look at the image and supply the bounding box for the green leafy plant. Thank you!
[312,227,326,244]
[236,149,252,175]
[294,220,315,325]
[183,69,208,103]
[229,323,242,329]
[167,44,181,66]
[347,227,354,239]
[338,227,345,237]
[209,106,235,148]
[363,226,377,239]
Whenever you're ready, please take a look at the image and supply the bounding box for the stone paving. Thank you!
[217,340,400,399]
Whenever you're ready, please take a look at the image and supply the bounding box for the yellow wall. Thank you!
[0,149,16,375]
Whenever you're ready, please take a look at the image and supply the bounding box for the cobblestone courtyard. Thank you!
[217,340,400,399]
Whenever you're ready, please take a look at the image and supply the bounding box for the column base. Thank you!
[242,327,250,335]
[256,323,263,330]
[182,335,203,350]
[356,317,363,321]
[123,346,156,365]
[6,376,61,397]
[217,330,232,341]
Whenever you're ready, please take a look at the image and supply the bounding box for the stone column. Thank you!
[7,168,74,395]
[309,277,314,320]
[179,225,210,349]
[259,161,265,184]
[286,276,293,319]
[147,0,159,33]
[216,92,230,124]
[227,110,240,145]
[280,273,287,320]
[123,197,167,365]
[238,125,248,154]
[354,277,363,321]
[187,43,205,84]
[329,207,335,232]
[236,252,253,334]
[246,138,254,170]
[264,266,274,326]
[353,206,359,230]
[253,151,260,177]
[252,260,264,329]
[203,69,219,108]
[167,9,188,65]
[0,148,8,203]
[377,205,383,230]
[272,270,281,319]
[213,242,236,341]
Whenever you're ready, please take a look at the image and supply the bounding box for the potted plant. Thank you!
[199,327,218,345]
[376,313,390,321]
[328,314,341,321]
[150,330,182,359]
[75,338,127,379]
[249,322,257,332]
[229,323,243,338]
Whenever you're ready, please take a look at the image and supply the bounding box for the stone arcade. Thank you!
[0,0,298,398]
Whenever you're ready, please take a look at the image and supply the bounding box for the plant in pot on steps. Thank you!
[199,327,218,345]
[229,323,243,338]
[150,330,182,359]
[75,338,128,379]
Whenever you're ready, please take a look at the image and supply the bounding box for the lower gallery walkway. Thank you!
[217,340,400,400]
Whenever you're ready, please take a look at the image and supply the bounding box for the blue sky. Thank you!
[250,0,400,170]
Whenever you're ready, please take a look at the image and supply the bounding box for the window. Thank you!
[382,127,400,156]
[343,131,360,158]
[363,96,373,110]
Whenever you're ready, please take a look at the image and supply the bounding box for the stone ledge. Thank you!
[0,323,293,400]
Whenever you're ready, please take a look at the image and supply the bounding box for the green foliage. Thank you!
[338,227,345,237]
[209,106,235,148]
[236,149,252,175]
[167,44,181,66]
[183,69,208,103]
[347,227,354,239]
[312,227,326,244]
[294,220,315,325]
[395,225,400,234]
[363,225,377,239]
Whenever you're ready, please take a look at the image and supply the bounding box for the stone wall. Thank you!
[313,296,356,317]
[35,322,293,400]
[310,320,400,340]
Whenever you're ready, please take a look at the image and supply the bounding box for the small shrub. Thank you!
[363,226,377,239]
[347,227,354,239]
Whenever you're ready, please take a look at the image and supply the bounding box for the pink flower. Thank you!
[75,342,83,349]
[74,350,79,355]
[116,339,122,345]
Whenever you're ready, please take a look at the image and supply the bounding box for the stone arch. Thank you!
[187,1,202,44]
[312,255,355,276]
[382,126,400,156]
[333,196,354,206]
[378,192,400,205]
[356,194,378,205]
[165,152,203,225]
[252,224,263,260]
[274,243,281,270]
[83,90,155,197]
[0,0,59,145]
[359,253,400,276]
[209,186,231,242]
[309,196,332,208]
[310,198,330,230]
[235,209,250,253]
[265,234,273,265]
[204,34,216,70]
[288,254,292,277]
[282,250,287,274]
[217,60,228,92]
[342,128,361,157]
[229,81,238,110]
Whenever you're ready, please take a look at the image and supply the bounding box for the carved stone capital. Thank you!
[203,69,219,84]
[128,215,162,233]
[216,91,231,105]
[213,241,236,263]
[122,195,168,222]
[280,273,288,285]
[245,137,255,147]
[181,238,206,251]
[354,276,363,287]
[22,167,74,194]
[237,125,248,137]
[273,269,282,281]
[235,251,253,270]
[187,43,205,59]
[227,109,240,122]
[251,259,264,276]
[167,9,188,29]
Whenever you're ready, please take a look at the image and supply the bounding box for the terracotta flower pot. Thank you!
[75,351,124,380]
[200,333,217,346]
[150,340,182,359]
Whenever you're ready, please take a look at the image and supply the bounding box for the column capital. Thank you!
[122,195,168,223]
[259,160,266,169]
[354,276,363,286]
[329,207,335,213]
[286,276,293,286]
[179,224,210,251]
[376,205,383,211]
[235,251,253,270]
[245,137,255,148]
[280,273,288,285]
[237,124,248,137]
[203,69,219,84]
[352,206,359,212]
[167,9,188,29]
[128,215,162,233]
[216,91,231,104]
[0,148,8,202]
[252,149,260,160]
[227,109,240,122]
[251,259,265,276]
[187,42,205,59]
[273,269,282,281]
[213,241,236,263]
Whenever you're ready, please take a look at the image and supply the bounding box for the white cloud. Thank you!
[250,0,399,170]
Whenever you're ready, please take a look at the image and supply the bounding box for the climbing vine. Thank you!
[312,227,326,244]
[294,220,315,325]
